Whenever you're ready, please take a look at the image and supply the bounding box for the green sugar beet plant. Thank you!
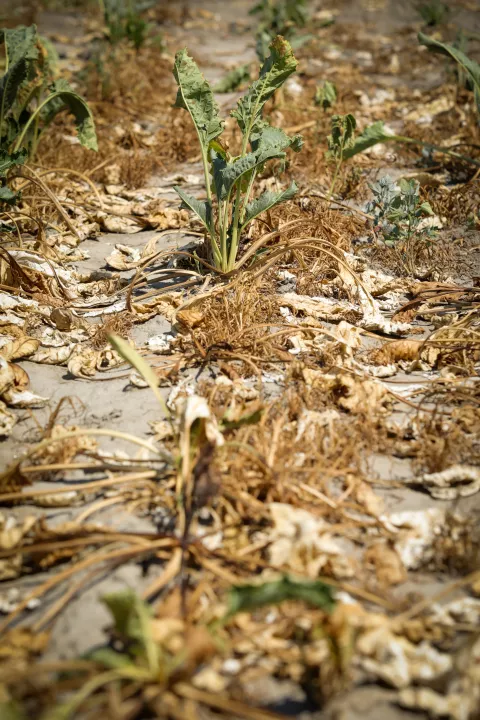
[173,36,303,272]
[0,24,97,205]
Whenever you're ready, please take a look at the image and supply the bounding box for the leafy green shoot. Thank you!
[0,24,97,162]
[419,31,480,113]
[172,37,302,272]
[315,79,337,111]
[213,63,252,93]
[226,575,336,617]
[416,0,450,26]
[325,113,356,199]
[367,176,437,275]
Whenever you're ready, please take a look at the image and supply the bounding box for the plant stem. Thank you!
[326,158,341,201]
[392,134,480,168]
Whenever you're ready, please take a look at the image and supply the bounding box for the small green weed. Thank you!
[367,176,438,274]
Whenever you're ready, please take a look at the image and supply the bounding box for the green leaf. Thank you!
[174,186,214,236]
[102,588,149,642]
[0,185,20,205]
[232,35,297,143]
[221,407,263,430]
[0,701,27,720]
[0,148,26,176]
[216,144,287,201]
[0,25,39,67]
[42,79,98,150]
[343,120,394,159]
[89,647,133,670]
[0,58,30,120]
[213,63,251,93]
[255,124,303,153]
[326,113,357,160]
[315,80,337,110]
[242,180,297,229]
[173,48,223,152]
[419,31,480,112]
[108,334,170,417]
[226,576,336,617]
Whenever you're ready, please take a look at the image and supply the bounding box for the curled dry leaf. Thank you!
[405,465,480,500]
[267,503,356,579]
[385,509,447,570]
[0,337,40,361]
[364,543,406,586]
[50,307,74,331]
[0,400,16,437]
[358,625,452,688]
[30,344,75,365]
[67,347,100,378]
[105,236,159,271]
[334,372,388,414]
[370,339,423,366]
[0,357,15,396]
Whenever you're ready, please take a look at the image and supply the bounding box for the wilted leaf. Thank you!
[315,80,337,110]
[108,334,170,417]
[42,79,98,151]
[227,575,335,616]
[343,120,395,159]
[419,32,480,112]
[0,336,39,360]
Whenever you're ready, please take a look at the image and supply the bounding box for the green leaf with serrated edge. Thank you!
[419,32,480,112]
[108,334,170,417]
[231,35,297,144]
[254,124,303,153]
[0,148,26,176]
[315,80,337,110]
[41,79,98,151]
[242,180,297,229]
[173,48,223,152]
[0,58,30,120]
[216,125,301,201]
[226,576,335,617]
[343,120,394,159]
[216,145,287,201]
[213,63,251,93]
[0,25,39,67]
[174,186,214,236]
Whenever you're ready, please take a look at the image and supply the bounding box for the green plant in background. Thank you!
[0,24,97,205]
[173,36,303,272]
[99,0,158,50]
[367,176,437,273]
[325,113,356,198]
[213,62,252,94]
[315,79,337,111]
[416,0,450,26]
[419,32,480,114]
[250,0,310,61]
[0,25,97,159]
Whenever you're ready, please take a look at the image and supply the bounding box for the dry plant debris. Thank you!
[1,1,480,719]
